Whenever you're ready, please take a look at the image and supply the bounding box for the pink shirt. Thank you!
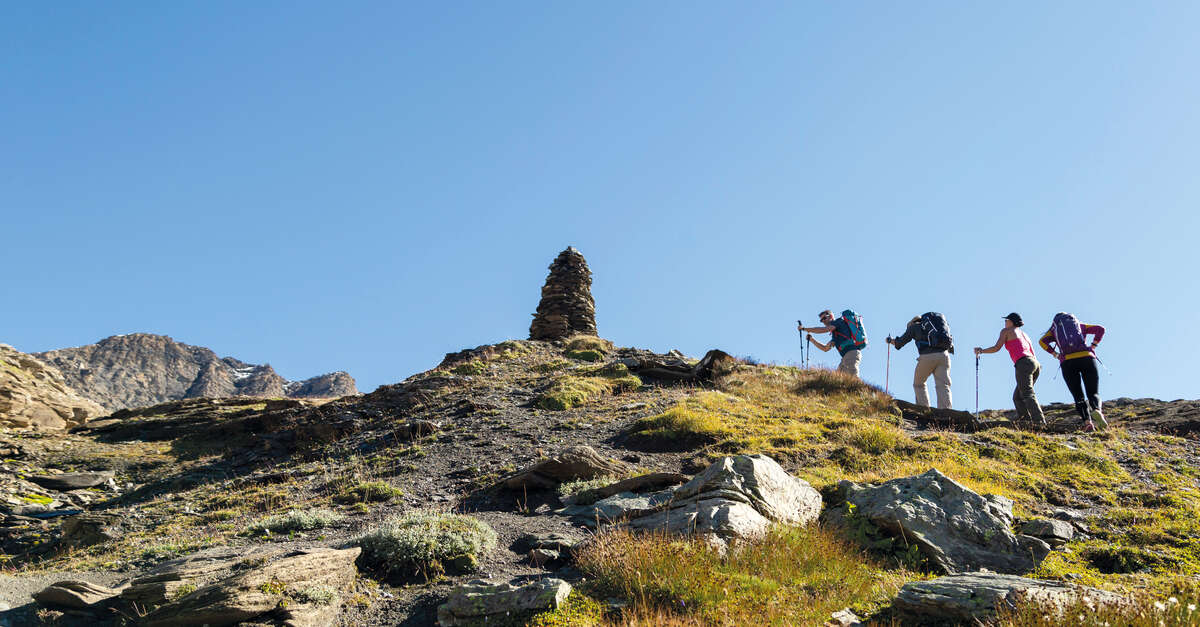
[1004,329,1035,364]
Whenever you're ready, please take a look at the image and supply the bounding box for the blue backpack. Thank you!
[917,312,953,351]
[832,310,867,353]
[1051,312,1088,354]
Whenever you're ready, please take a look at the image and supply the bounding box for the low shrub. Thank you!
[354,512,497,580]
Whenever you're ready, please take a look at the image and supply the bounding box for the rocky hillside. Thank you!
[0,336,1198,626]
[34,333,358,411]
[0,345,105,430]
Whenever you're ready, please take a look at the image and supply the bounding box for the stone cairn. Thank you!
[529,247,597,341]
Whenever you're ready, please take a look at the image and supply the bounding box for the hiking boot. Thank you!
[1091,409,1109,430]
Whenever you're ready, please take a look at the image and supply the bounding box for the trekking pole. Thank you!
[885,338,891,394]
[975,354,980,416]
[797,320,805,369]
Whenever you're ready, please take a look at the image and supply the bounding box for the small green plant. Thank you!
[353,512,497,580]
[557,476,619,501]
[169,583,198,601]
[259,578,287,595]
[336,480,404,504]
[292,585,337,606]
[246,508,346,535]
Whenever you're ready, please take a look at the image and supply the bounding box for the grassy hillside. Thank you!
[2,338,1198,625]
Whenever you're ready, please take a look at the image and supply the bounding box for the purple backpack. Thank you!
[1051,313,1088,354]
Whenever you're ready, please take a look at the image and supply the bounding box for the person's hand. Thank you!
[974,347,982,355]
[806,334,813,343]
[886,336,894,345]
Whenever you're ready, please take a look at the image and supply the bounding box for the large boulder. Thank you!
[832,469,1049,574]
[564,455,822,551]
[438,578,572,626]
[0,344,104,430]
[892,572,1124,622]
[137,547,361,626]
[500,445,630,490]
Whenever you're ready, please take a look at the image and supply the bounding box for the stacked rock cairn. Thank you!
[529,247,598,341]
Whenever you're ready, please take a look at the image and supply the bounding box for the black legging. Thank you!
[1061,357,1100,420]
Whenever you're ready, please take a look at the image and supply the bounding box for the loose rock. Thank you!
[892,572,1124,622]
[438,578,572,626]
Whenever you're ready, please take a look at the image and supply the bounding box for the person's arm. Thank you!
[807,334,833,352]
[1083,323,1106,347]
[889,326,915,350]
[975,330,1008,355]
[1038,329,1057,355]
[801,324,835,334]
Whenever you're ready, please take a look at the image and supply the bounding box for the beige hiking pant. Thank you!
[913,351,952,409]
[838,349,862,377]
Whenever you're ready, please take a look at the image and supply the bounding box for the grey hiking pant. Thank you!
[838,349,862,377]
[1013,356,1046,424]
[914,351,952,409]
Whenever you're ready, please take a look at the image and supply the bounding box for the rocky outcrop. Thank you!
[0,344,105,429]
[830,469,1049,574]
[529,247,597,341]
[35,333,357,411]
[438,578,572,626]
[563,455,822,551]
[892,572,1124,622]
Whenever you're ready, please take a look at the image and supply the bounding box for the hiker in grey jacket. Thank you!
[887,315,953,410]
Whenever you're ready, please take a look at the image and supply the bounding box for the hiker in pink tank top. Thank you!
[974,312,1046,427]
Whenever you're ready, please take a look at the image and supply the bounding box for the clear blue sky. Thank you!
[3,2,1197,411]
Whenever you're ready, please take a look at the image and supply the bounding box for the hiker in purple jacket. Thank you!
[1039,313,1108,431]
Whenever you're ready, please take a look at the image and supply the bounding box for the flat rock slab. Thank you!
[438,578,571,626]
[834,468,1049,574]
[139,546,361,627]
[33,579,127,609]
[500,445,630,490]
[893,572,1124,622]
[28,472,113,491]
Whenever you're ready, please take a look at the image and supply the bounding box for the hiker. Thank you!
[886,313,953,409]
[799,309,867,377]
[974,312,1047,427]
[1039,313,1108,431]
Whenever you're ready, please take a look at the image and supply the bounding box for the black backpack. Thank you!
[917,312,953,352]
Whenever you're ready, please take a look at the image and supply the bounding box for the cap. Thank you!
[1004,312,1023,325]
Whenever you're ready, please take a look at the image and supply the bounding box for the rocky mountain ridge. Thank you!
[35,333,357,412]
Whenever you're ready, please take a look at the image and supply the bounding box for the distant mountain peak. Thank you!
[35,334,357,411]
